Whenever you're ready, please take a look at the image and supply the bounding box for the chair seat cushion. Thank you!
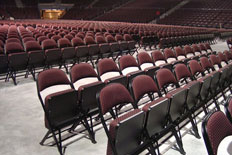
[73,77,99,90]
[121,67,139,75]
[154,60,166,66]
[140,63,154,71]
[40,84,72,102]
[101,71,121,82]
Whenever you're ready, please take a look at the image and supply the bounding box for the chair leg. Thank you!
[64,63,69,74]
[25,70,29,78]
[171,127,186,155]
[82,117,96,144]
[5,71,9,82]
[31,68,36,81]
[89,57,95,68]
[40,130,51,145]
[213,97,221,111]
[189,115,200,139]
[202,103,208,115]
[51,129,63,155]
[58,129,66,155]
[10,71,17,85]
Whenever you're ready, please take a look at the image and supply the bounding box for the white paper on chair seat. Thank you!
[155,60,166,66]
[177,56,186,60]
[221,62,227,67]
[201,51,207,54]
[100,72,121,82]
[195,52,201,55]
[73,77,99,90]
[217,135,232,155]
[40,84,72,103]
[186,53,194,58]
[166,58,177,63]
[213,65,220,71]
[121,67,139,75]
[140,63,154,70]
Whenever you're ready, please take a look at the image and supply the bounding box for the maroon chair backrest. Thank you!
[97,58,120,76]
[188,60,204,76]
[209,55,220,66]
[64,34,73,41]
[51,35,61,42]
[151,50,165,62]
[37,36,49,44]
[164,48,176,59]
[192,44,201,53]
[200,57,213,71]
[84,36,96,45]
[76,33,85,39]
[25,41,42,52]
[137,52,153,65]
[115,34,124,42]
[71,63,98,83]
[96,36,106,44]
[105,35,116,43]
[99,83,133,115]
[205,43,212,50]
[132,75,159,101]
[42,39,57,50]
[119,55,139,70]
[184,45,194,55]
[23,37,36,43]
[174,47,185,57]
[5,42,24,54]
[37,68,70,92]
[6,38,21,44]
[71,37,85,47]
[58,38,72,48]
[123,34,132,41]
[218,52,227,63]
[174,63,192,81]
[224,50,232,61]
[156,68,177,89]
[199,43,207,51]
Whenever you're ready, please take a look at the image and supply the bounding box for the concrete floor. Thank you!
[0,40,230,155]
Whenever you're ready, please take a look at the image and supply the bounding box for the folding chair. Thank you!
[37,68,95,155]
[97,83,155,155]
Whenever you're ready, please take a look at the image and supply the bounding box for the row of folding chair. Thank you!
[139,32,214,50]
[36,47,232,154]
[158,34,214,49]
[0,25,137,85]
[97,50,232,154]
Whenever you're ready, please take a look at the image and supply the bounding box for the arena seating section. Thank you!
[157,0,232,29]
[1,1,232,155]
[95,0,182,23]
[1,0,232,29]
[1,19,231,85]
